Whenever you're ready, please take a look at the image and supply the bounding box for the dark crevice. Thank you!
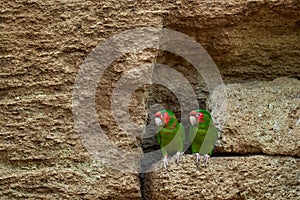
[139,173,145,200]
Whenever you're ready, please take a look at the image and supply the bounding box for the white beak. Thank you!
[155,117,163,126]
[190,116,197,126]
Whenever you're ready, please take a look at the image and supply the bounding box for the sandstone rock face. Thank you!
[209,78,300,157]
[160,0,300,82]
[0,161,140,199]
[0,0,161,198]
[1,0,299,199]
[143,155,299,200]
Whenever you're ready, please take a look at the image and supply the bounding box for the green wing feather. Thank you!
[188,125,197,145]
[156,123,185,155]
[189,121,218,155]
[177,123,185,153]
[199,122,218,155]
[156,131,161,146]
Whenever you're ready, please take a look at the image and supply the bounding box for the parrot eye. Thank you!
[196,112,203,118]
[161,113,165,117]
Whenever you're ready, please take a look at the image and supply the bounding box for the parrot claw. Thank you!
[175,151,183,164]
[163,156,168,169]
[203,154,210,166]
[196,153,200,163]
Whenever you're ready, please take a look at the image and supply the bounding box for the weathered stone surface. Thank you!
[0,93,87,162]
[0,1,160,197]
[210,78,300,157]
[0,161,140,199]
[143,155,299,200]
[0,92,142,199]
[153,0,300,83]
[1,0,299,199]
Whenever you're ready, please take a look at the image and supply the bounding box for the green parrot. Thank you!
[154,110,185,168]
[188,109,218,166]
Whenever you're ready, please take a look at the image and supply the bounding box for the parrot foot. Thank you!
[196,153,200,163]
[203,154,210,166]
[175,151,183,164]
[163,156,168,169]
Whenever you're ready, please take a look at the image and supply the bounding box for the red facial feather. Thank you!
[164,113,170,124]
[154,112,170,124]
[196,112,205,123]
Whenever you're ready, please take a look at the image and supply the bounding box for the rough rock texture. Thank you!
[0,0,161,198]
[160,0,300,82]
[143,155,299,200]
[1,0,299,199]
[209,77,300,157]
[0,161,140,199]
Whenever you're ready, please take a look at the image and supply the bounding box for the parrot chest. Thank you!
[191,126,217,155]
[159,126,183,153]
[160,130,178,145]
[190,128,208,152]
[194,129,208,143]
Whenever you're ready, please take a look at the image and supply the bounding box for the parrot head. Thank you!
[154,110,177,127]
[189,109,211,126]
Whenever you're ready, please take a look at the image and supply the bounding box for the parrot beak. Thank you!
[154,112,163,126]
[155,117,163,126]
[190,110,196,116]
[190,110,197,126]
[190,116,197,126]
